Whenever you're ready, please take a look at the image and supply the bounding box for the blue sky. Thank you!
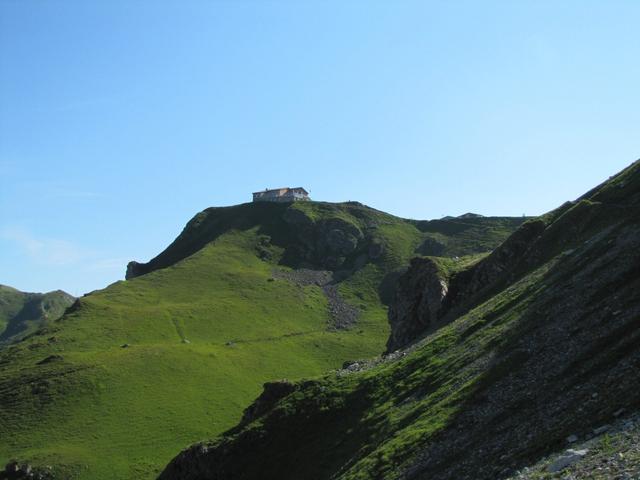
[1,0,638,296]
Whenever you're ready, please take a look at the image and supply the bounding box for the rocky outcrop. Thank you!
[241,380,296,425]
[0,462,52,480]
[125,261,144,280]
[415,236,447,256]
[282,211,366,270]
[386,258,448,352]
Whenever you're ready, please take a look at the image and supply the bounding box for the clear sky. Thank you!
[1,0,638,296]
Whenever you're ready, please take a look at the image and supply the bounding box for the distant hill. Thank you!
[0,285,74,345]
[440,212,484,220]
[159,160,640,480]
[457,212,484,219]
[0,201,523,479]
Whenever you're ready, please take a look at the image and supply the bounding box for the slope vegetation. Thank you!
[0,201,522,479]
[160,160,640,480]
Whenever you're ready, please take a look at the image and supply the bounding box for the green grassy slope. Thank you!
[413,215,525,257]
[0,285,74,345]
[0,201,523,479]
[159,161,640,480]
[0,285,26,333]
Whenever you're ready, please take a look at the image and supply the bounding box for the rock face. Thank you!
[282,214,366,270]
[386,257,448,352]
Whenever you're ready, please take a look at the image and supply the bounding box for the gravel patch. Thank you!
[272,269,359,330]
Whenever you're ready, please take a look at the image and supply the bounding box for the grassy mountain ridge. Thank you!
[159,160,640,480]
[0,201,523,479]
[126,201,524,279]
[0,285,74,346]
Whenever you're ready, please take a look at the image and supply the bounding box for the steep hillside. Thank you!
[160,160,640,480]
[0,201,522,479]
[0,286,74,345]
